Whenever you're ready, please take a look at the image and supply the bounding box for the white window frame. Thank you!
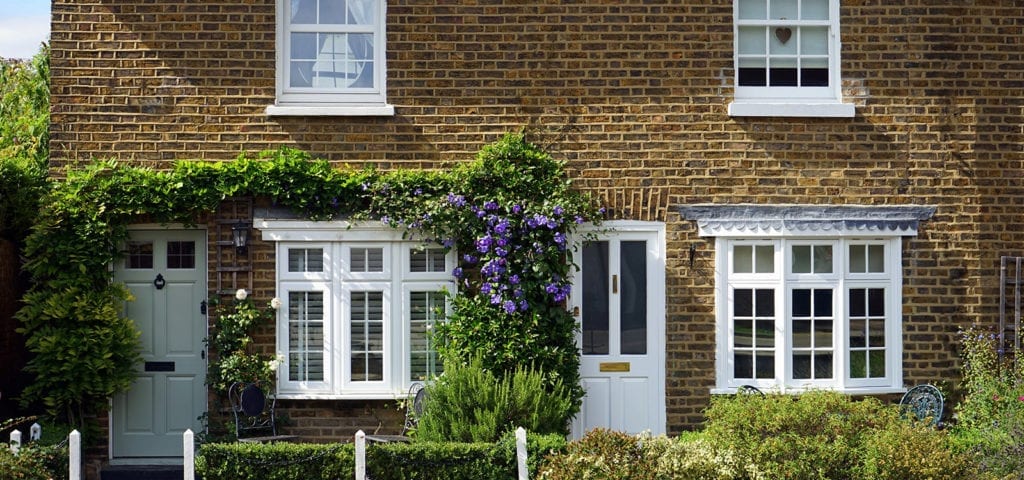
[715,236,904,394]
[265,220,453,399]
[729,0,854,117]
[267,0,394,117]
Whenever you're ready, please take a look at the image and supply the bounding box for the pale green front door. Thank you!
[112,229,207,458]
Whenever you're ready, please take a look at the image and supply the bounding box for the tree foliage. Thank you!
[0,43,49,241]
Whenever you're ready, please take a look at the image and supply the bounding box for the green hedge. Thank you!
[195,432,566,480]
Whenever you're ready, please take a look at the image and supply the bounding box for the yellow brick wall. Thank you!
[50,1,1024,435]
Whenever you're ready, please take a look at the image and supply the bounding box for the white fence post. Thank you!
[69,430,81,480]
[9,429,21,455]
[516,426,528,480]
[30,423,42,442]
[354,430,366,480]
[183,429,195,480]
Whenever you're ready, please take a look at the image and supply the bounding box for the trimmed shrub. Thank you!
[537,428,659,480]
[703,390,981,480]
[856,419,977,480]
[652,433,761,480]
[415,358,573,443]
[195,431,566,480]
[0,443,69,480]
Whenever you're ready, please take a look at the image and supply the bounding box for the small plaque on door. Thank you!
[599,362,630,372]
[144,361,175,372]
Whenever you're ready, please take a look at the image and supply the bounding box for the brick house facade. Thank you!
[48,0,1023,468]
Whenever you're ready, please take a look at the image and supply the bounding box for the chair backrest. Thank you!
[899,384,944,426]
[228,382,279,439]
[402,383,428,435]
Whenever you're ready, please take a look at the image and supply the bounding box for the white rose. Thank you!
[270,297,282,310]
[235,289,248,301]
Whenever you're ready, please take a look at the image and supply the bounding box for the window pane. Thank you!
[735,320,753,348]
[621,241,648,355]
[849,319,866,348]
[319,0,345,24]
[814,353,833,379]
[792,246,810,273]
[793,319,811,348]
[801,27,829,55]
[290,61,315,88]
[812,245,832,273]
[291,0,316,23]
[755,351,774,379]
[849,288,865,317]
[793,353,811,379]
[410,247,446,273]
[813,289,832,317]
[792,289,810,317]
[755,245,775,273]
[167,241,195,269]
[127,242,154,269]
[351,247,384,272]
[868,350,886,377]
[582,241,609,355]
[868,244,885,272]
[769,30,798,56]
[734,245,753,273]
[289,248,324,272]
[410,291,445,381]
[771,0,798,20]
[869,319,886,347]
[801,0,829,20]
[868,288,885,317]
[738,60,767,86]
[288,291,324,382]
[849,245,866,273]
[734,289,753,317]
[849,351,866,378]
[291,32,317,60]
[738,0,767,20]
[351,291,384,382]
[755,289,774,317]
[735,352,753,378]
[755,318,775,348]
[738,27,767,55]
[348,0,377,25]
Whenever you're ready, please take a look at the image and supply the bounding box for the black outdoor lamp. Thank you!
[232,222,251,254]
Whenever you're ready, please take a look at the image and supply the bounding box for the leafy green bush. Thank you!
[651,433,760,480]
[857,419,976,480]
[195,431,566,480]
[704,390,978,480]
[416,357,573,442]
[537,428,659,480]
[949,326,1024,477]
[0,443,69,480]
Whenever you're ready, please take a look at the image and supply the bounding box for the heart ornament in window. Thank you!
[775,27,792,44]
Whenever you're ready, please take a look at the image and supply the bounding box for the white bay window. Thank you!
[680,204,936,394]
[263,220,452,398]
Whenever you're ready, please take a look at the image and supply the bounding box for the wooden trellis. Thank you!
[999,256,1023,360]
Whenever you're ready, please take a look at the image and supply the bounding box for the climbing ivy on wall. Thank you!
[16,133,600,427]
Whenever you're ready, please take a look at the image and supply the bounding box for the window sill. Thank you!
[275,391,403,401]
[710,386,907,396]
[265,104,396,117]
[728,101,855,118]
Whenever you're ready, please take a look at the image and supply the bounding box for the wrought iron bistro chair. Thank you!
[228,382,298,443]
[899,384,945,428]
[736,384,766,397]
[365,383,428,443]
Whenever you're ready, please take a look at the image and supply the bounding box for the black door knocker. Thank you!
[153,273,166,290]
